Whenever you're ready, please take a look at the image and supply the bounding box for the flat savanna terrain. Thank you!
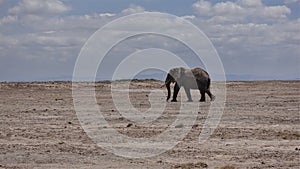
[0,80,299,169]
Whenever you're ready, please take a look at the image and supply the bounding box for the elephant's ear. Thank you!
[179,67,185,78]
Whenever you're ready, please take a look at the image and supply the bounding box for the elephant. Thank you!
[163,67,215,102]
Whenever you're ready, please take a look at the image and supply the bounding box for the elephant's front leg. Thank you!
[184,87,193,102]
[171,83,180,102]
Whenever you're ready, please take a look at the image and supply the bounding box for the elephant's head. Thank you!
[165,67,185,101]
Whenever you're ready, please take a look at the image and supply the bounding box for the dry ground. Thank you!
[0,80,299,169]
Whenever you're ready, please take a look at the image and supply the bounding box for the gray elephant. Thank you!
[163,67,215,102]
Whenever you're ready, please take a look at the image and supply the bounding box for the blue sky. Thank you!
[0,0,299,81]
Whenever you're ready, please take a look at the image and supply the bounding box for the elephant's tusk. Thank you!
[160,84,166,88]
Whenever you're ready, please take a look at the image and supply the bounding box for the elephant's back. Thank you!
[191,68,209,78]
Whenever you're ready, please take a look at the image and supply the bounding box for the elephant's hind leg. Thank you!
[199,90,206,102]
[206,89,215,101]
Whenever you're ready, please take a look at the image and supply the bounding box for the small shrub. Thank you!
[220,165,235,169]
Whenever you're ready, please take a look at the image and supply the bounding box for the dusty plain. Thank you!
[0,80,299,169]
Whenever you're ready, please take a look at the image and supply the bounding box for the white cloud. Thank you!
[122,5,145,15]
[192,0,292,22]
[9,0,71,15]
[98,13,116,17]
[181,15,196,20]
[192,0,212,16]
[0,15,18,25]
[262,6,291,19]
[190,17,300,78]
[213,1,244,16]
[190,0,299,79]
[237,0,262,8]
